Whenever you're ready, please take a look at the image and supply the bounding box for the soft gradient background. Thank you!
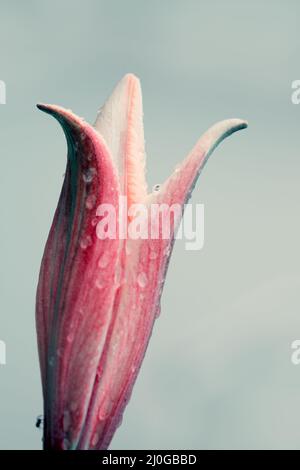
[1,0,300,450]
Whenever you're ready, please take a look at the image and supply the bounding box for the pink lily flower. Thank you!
[36,74,247,450]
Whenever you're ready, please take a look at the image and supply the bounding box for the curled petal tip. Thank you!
[201,118,248,156]
[36,103,58,114]
[37,103,77,121]
[155,118,248,206]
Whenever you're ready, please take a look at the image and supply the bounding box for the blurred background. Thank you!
[0,0,300,449]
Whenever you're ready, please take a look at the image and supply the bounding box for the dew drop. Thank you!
[114,265,121,285]
[85,194,96,209]
[163,246,171,257]
[63,438,70,450]
[98,251,110,268]
[95,278,106,289]
[116,415,123,429]
[155,305,161,318]
[35,415,44,430]
[137,272,148,288]
[82,167,96,183]
[66,333,74,343]
[70,401,78,412]
[48,356,55,367]
[152,184,161,192]
[149,250,158,260]
[91,432,99,447]
[98,409,109,421]
[63,410,71,432]
[80,235,92,250]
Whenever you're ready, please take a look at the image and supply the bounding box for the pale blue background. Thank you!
[1,0,300,449]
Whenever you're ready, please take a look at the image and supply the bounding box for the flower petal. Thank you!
[77,118,248,449]
[36,104,121,449]
[94,73,147,205]
[156,119,248,206]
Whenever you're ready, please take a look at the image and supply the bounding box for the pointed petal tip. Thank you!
[122,72,141,85]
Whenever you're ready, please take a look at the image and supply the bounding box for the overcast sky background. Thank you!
[1,0,300,449]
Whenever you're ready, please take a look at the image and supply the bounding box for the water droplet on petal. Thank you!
[70,401,78,412]
[95,278,106,289]
[63,438,70,450]
[63,410,71,432]
[116,415,123,429]
[91,432,99,447]
[152,184,161,192]
[85,194,96,209]
[99,409,109,421]
[155,305,161,318]
[149,250,158,260]
[164,246,171,257]
[82,167,96,183]
[66,333,74,343]
[137,272,148,288]
[98,251,110,268]
[57,348,62,357]
[48,356,55,367]
[80,235,92,250]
